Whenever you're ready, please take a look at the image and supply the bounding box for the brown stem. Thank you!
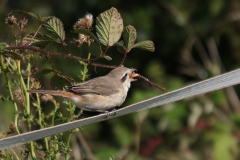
[5,45,117,68]
[26,22,44,46]
[45,54,74,83]
[61,42,69,55]
[137,74,166,91]
[119,49,128,67]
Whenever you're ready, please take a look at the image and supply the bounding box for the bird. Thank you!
[27,67,138,114]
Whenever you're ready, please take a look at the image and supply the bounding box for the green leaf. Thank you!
[50,74,72,90]
[96,7,123,46]
[130,40,155,52]
[1,51,22,60]
[103,55,112,61]
[23,32,56,49]
[8,10,43,21]
[0,43,7,50]
[123,25,137,51]
[0,95,10,101]
[88,42,101,57]
[114,40,125,47]
[43,16,65,42]
[33,68,55,78]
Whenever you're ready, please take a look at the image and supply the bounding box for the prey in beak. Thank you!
[129,69,139,81]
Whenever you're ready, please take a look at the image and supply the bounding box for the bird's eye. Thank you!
[121,73,128,83]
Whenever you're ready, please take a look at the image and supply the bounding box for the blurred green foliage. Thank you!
[1,0,240,159]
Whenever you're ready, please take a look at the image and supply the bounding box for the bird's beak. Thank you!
[130,69,138,81]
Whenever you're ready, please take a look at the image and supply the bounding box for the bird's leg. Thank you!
[109,108,117,116]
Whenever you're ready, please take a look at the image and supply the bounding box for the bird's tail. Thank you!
[27,90,75,98]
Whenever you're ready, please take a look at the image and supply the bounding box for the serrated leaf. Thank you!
[130,41,155,52]
[8,10,43,21]
[33,68,55,78]
[43,16,65,42]
[123,25,137,51]
[50,74,72,90]
[23,33,56,49]
[1,51,22,60]
[96,7,123,46]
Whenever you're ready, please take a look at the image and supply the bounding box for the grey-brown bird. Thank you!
[27,67,138,114]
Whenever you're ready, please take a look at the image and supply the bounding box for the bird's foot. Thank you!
[97,108,117,119]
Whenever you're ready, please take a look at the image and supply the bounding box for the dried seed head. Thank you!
[84,13,93,29]
[30,67,38,76]
[41,94,54,102]
[73,18,86,30]
[73,13,94,30]
[17,18,28,32]
[5,15,17,28]
[13,88,24,106]
[79,33,88,41]
[9,122,16,133]
[22,38,28,45]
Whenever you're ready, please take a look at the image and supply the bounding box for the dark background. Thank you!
[1,0,240,159]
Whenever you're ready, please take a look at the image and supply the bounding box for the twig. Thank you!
[9,148,19,160]
[45,54,74,83]
[137,74,165,91]
[5,45,117,68]
[119,48,127,66]
[76,131,97,160]
[61,42,69,55]
[26,22,44,46]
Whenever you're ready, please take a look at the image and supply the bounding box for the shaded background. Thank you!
[1,0,240,159]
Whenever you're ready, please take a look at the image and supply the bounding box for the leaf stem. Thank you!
[119,49,128,66]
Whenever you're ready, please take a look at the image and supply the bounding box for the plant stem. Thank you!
[0,55,20,134]
[82,53,91,82]
[16,61,36,159]
[4,71,20,134]
[36,93,49,151]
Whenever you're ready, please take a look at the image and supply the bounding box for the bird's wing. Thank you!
[67,77,119,96]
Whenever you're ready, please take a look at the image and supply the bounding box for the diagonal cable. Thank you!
[1,68,240,150]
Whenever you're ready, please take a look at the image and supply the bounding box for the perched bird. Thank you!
[27,67,138,114]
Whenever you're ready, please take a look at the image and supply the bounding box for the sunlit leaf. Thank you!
[123,25,137,52]
[23,33,56,49]
[43,16,65,42]
[96,7,123,46]
[130,40,155,52]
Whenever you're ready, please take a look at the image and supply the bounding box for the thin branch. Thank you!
[119,48,128,67]
[61,42,70,55]
[26,22,44,46]
[45,54,75,83]
[137,74,165,91]
[5,45,117,68]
